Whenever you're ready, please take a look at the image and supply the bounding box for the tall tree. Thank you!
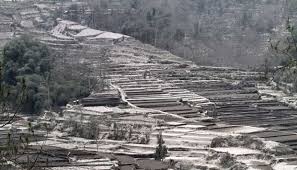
[154,132,168,161]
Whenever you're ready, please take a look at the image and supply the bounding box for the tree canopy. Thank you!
[2,36,50,114]
[270,20,297,92]
[1,36,94,114]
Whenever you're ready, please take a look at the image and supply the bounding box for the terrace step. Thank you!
[275,154,297,162]
[133,102,181,108]
[127,98,180,103]
[168,110,201,115]
[151,106,195,112]
[125,90,165,96]
[182,113,201,118]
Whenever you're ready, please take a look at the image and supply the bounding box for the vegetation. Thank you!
[287,0,297,18]
[0,71,29,168]
[107,122,151,144]
[49,61,95,107]
[1,36,95,114]
[63,118,102,139]
[66,0,286,67]
[63,118,151,144]
[0,41,37,169]
[2,35,50,114]
[0,35,100,168]
[154,132,168,161]
[270,19,297,92]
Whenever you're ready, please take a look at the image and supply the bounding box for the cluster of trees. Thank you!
[1,36,95,114]
[2,36,51,114]
[269,19,297,92]
[63,0,286,67]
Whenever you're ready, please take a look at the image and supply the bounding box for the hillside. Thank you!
[58,0,292,67]
[1,1,297,169]
[40,18,297,169]
[0,0,294,67]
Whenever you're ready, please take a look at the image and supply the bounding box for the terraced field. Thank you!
[108,40,297,152]
[33,19,297,168]
[1,1,297,168]
[158,67,297,151]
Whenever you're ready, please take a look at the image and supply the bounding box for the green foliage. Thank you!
[50,64,92,107]
[0,47,31,168]
[270,20,297,92]
[2,35,50,114]
[1,36,93,114]
[154,132,168,161]
[84,0,283,66]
